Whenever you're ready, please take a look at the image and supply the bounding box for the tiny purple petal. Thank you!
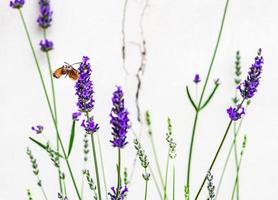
[227,104,245,121]
[72,112,81,121]
[9,0,25,8]
[39,39,54,52]
[81,117,99,134]
[31,125,44,134]
[193,74,201,84]
[108,186,128,200]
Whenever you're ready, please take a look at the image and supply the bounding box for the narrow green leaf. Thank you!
[186,86,197,111]
[67,121,76,157]
[29,137,64,159]
[200,83,220,110]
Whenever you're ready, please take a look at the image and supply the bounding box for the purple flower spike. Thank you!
[9,0,25,8]
[72,112,81,121]
[31,125,44,134]
[37,0,53,28]
[193,74,201,84]
[227,105,245,121]
[110,86,130,148]
[75,56,95,113]
[39,39,54,52]
[81,117,99,134]
[237,49,263,99]
[108,186,128,200]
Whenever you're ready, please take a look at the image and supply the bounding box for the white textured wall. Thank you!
[0,0,277,199]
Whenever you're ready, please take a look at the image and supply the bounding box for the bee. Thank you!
[53,62,80,81]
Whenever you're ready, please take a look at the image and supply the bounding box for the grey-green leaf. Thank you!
[67,121,76,157]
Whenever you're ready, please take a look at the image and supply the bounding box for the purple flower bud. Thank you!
[72,112,81,121]
[108,186,128,200]
[237,49,263,99]
[39,39,54,52]
[81,117,99,134]
[31,125,44,134]
[9,0,25,9]
[37,0,53,28]
[193,74,201,84]
[227,104,245,121]
[110,86,130,148]
[75,56,95,112]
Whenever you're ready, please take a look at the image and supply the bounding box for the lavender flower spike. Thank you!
[108,186,128,200]
[110,86,130,148]
[37,0,53,28]
[75,56,95,113]
[9,0,25,8]
[31,125,44,134]
[39,39,54,52]
[227,104,245,121]
[193,74,201,84]
[238,48,263,99]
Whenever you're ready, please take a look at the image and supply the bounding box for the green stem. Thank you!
[81,173,85,199]
[149,165,164,200]
[36,177,48,200]
[194,99,245,200]
[96,134,109,200]
[186,0,230,197]
[172,164,175,200]
[18,10,81,200]
[91,135,102,200]
[149,134,164,188]
[233,122,240,200]
[215,106,247,198]
[63,178,67,197]
[231,150,244,200]
[144,169,149,200]
[116,148,122,198]
[42,28,63,196]
[164,152,170,200]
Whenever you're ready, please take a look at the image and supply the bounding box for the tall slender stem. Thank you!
[96,134,109,200]
[149,165,163,200]
[233,122,240,199]
[90,134,102,200]
[144,168,149,200]
[149,134,164,188]
[164,152,170,200]
[172,165,175,200]
[36,177,48,200]
[185,0,230,197]
[116,148,121,198]
[42,28,63,195]
[231,149,244,200]
[18,10,81,199]
[194,99,245,199]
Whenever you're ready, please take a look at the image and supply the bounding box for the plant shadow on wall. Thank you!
[9,0,263,199]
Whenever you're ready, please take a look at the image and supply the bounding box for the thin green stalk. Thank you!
[149,134,164,188]
[164,152,170,200]
[81,172,85,199]
[172,165,175,200]
[63,178,67,197]
[42,28,63,195]
[215,106,248,198]
[232,122,240,199]
[149,163,164,200]
[91,134,102,200]
[194,99,245,199]
[186,0,230,197]
[231,144,245,200]
[144,169,149,200]
[36,177,48,200]
[116,148,122,198]
[96,134,109,200]
[18,10,81,199]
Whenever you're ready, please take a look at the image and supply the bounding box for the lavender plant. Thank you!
[9,0,264,199]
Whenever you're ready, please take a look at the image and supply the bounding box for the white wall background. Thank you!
[0,0,278,199]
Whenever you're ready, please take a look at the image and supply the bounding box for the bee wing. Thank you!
[68,68,79,80]
[53,67,64,79]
